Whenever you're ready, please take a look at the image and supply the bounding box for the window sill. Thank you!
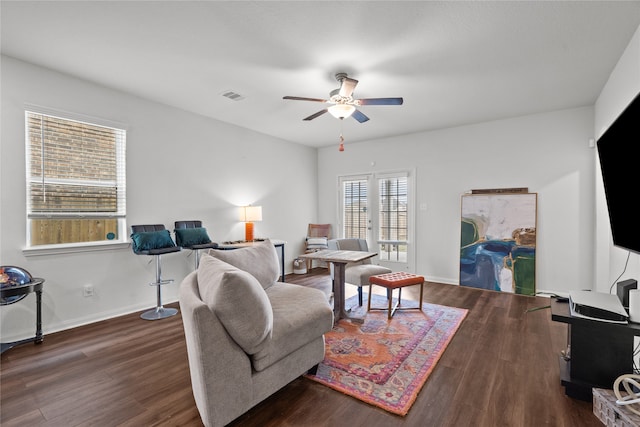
[23,241,130,257]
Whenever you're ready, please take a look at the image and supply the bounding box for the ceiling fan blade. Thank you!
[283,96,328,103]
[303,109,328,121]
[351,109,369,123]
[357,97,404,106]
[339,77,358,98]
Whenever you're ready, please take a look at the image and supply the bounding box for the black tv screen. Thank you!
[596,91,640,255]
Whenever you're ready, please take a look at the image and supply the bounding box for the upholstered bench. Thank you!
[368,272,425,318]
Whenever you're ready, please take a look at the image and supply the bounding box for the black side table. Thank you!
[1,278,45,354]
[550,297,640,401]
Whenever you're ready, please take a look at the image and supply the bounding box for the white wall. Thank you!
[1,56,318,341]
[316,22,640,298]
[594,25,640,293]
[3,21,639,342]
[317,108,596,296]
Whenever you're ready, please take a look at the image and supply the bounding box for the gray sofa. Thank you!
[179,239,333,427]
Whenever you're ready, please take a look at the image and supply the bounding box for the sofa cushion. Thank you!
[208,239,280,289]
[251,282,333,372]
[345,264,392,286]
[197,254,273,355]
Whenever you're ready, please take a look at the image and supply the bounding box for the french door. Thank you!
[338,170,414,272]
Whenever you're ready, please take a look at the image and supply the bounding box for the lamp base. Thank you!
[245,222,254,242]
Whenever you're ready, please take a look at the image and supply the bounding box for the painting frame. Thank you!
[459,192,537,296]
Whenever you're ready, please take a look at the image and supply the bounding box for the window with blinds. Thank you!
[342,178,368,239]
[25,110,126,247]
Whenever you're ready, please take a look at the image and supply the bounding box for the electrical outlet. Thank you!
[83,284,94,297]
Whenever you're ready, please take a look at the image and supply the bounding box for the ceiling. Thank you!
[2,1,640,148]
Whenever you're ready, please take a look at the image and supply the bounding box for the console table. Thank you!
[1,278,45,354]
[550,297,640,401]
[216,239,286,282]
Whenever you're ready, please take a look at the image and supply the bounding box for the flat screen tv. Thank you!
[596,91,640,255]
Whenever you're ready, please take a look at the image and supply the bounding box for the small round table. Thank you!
[1,267,45,354]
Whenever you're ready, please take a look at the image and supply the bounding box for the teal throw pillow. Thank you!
[131,230,176,252]
[175,227,212,247]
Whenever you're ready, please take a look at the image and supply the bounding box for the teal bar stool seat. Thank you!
[174,220,219,269]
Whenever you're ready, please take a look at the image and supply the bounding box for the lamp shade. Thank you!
[328,104,355,119]
[241,205,262,222]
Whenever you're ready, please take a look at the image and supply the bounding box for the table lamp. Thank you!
[241,205,262,241]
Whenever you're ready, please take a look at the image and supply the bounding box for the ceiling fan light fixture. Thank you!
[328,104,355,119]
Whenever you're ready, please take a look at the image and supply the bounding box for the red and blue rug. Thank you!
[305,293,468,416]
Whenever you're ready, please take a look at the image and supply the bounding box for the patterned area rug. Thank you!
[305,293,468,416]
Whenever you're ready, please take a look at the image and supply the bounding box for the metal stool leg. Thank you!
[141,254,178,320]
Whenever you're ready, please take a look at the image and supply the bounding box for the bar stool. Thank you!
[174,220,219,269]
[130,224,181,320]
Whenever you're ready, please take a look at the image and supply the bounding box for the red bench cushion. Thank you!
[369,272,424,289]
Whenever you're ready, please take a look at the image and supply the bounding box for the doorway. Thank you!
[338,170,415,272]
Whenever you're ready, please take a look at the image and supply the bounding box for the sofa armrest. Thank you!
[179,272,253,427]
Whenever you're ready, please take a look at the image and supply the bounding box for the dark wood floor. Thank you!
[1,269,601,427]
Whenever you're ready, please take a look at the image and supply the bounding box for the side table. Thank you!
[550,297,640,401]
[1,278,45,354]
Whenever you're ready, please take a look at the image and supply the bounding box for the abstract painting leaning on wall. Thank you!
[459,192,537,296]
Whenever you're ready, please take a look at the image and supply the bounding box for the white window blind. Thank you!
[377,173,408,262]
[378,175,408,243]
[25,110,126,247]
[342,178,368,239]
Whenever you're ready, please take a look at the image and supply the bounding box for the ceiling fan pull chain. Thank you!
[339,119,345,151]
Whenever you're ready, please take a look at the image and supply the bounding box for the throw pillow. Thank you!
[207,239,280,289]
[197,254,273,355]
[174,227,212,247]
[130,230,175,252]
[306,236,328,249]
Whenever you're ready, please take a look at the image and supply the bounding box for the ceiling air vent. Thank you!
[221,90,245,101]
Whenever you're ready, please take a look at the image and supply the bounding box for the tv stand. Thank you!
[551,297,640,401]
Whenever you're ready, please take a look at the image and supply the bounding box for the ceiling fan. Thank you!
[283,72,403,123]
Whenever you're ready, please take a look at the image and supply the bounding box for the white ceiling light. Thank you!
[328,104,355,119]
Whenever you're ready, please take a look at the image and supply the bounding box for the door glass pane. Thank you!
[342,179,368,239]
[378,176,408,262]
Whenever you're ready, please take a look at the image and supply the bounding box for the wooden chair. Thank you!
[304,224,332,270]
